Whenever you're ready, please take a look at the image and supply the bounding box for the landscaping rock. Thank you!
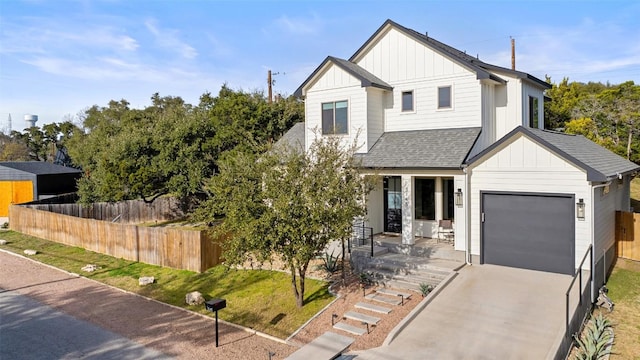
[0,239,7,245]
[81,264,100,272]
[139,276,155,286]
[24,249,37,255]
[185,291,205,306]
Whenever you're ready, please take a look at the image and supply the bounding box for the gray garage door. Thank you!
[482,192,575,275]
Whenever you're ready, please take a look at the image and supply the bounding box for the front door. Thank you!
[383,176,402,233]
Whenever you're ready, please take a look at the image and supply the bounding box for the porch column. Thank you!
[401,175,414,245]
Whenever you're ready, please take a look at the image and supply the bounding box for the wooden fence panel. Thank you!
[9,204,220,272]
[616,211,640,261]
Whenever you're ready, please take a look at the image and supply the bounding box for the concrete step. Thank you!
[352,246,389,257]
[333,322,366,336]
[376,288,412,299]
[382,279,423,292]
[367,253,463,272]
[364,268,447,285]
[354,302,392,314]
[365,293,402,306]
[343,311,381,325]
[286,331,355,359]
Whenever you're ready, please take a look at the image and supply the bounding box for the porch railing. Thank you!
[555,244,593,360]
[349,222,374,257]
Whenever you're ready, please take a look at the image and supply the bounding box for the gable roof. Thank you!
[294,56,392,97]
[0,161,82,175]
[356,127,481,169]
[349,19,550,89]
[274,122,305,153]
[466,126,640,182]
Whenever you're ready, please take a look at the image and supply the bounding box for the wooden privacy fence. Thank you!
[9,205,222,272]
[616,211,640,261]
[23,197,184,224]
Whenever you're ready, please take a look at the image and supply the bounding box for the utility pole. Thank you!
[268,70,273,104]
[511,37,516,70]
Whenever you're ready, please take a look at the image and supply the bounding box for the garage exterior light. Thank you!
[455,188,463,206]
[576,199,585,220]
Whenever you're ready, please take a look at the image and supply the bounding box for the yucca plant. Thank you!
[419,283,433,297]
[572,313,613,360]
[316,249,340,276]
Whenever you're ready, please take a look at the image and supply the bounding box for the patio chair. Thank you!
[438,220,454,243]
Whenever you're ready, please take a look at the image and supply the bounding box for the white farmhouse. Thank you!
[283,20,639,288]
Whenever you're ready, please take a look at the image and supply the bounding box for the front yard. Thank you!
[601,258,640,359]
[0,231,334,339]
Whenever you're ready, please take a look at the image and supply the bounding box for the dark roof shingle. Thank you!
[0,162,82,175]
[356,127,481,169]
[274,122,305,153]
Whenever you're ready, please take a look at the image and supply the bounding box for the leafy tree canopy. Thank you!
[545,79,639,164]
[66,86,303,204]
[195,136,376,307]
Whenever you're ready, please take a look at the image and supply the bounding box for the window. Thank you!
[415,178,435,220]
[402,91,414,112]
[438,86,451,109]
[529,96,539,128]
[442,178,454,220]
[322,100,348,135]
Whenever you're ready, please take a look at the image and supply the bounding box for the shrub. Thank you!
[572,313,613,360]
[419,283,433,297]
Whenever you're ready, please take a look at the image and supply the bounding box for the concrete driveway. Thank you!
[354,264,574,360]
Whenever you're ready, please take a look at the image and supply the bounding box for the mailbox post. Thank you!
[204,298,226,347]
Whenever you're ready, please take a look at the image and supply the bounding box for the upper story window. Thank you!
[438,86,452,109]
[528,96,539,128]
[322,100,348,135]
[402,91,414,112]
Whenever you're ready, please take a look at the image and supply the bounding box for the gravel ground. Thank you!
[0,250,421,359]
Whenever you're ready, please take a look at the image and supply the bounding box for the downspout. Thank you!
[463,166,471,265]
[590,181,611,303]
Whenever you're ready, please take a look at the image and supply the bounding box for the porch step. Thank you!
[367,253,463,272]
[333,322,367,336]
[365,268,447,285]
[351,246,389,257]
[365,293,402,306]
[376,288,412,299]
[344,311,380,325]
[354,302,392,314]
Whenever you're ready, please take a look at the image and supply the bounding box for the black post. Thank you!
[215,310,219,347]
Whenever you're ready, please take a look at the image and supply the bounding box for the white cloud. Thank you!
[144,19,198,59]
[273,15,322,35]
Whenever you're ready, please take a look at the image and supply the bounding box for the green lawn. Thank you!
[602,258,640,359]
[0,231,333,339]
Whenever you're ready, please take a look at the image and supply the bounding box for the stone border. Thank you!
[0,248,287,345]
[285,279,342,344]
[381,269,460,346]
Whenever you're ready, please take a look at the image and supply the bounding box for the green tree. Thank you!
[198,136,374,307]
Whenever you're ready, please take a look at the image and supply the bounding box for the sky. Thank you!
[1,0,639,133]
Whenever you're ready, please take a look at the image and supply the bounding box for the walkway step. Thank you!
[352,246,388,257]
[365,293,402,306]
[333,322,367,336]
[344,311,381,325]
[354,302,392,314]
[376,288,412,299]
[286,331,354,359]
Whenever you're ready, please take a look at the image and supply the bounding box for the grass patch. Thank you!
[0,231,333,339]
[600,258,640,359]
[631,178,640,213]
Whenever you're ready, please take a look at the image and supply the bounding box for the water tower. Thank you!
[25,114,38,128]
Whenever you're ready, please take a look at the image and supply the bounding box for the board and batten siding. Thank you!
[366,88,387,151]
[383,74,481,132]
[522,81,545,128]
[494,74,523,140]
[593,182,625,265]
[468,135,592,270]
[304,64,369,152]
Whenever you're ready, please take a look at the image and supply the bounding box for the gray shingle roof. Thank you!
[356,127,481,169]
[294,56,393,97]
[274,122,305,153]
[467,127,640,181]
[0,161,82,175]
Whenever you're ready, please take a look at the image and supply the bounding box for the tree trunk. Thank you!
[296,268,306,308]
[627,129,633,160]
[341,238,346,281]
[290,266,300,306]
